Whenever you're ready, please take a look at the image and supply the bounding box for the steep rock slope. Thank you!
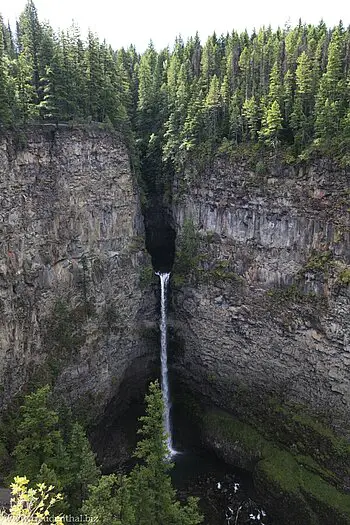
[172,158,350,432]
[0,128,155,420]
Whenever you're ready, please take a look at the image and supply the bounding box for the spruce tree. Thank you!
[129,381,203,525]
[259,99,283,148]
[242,95,259,140]
[17,0,42,103]
[13,386,67,482]
[0,16,12,125]
[0,2,349,159]
[65,422,101,512]
[82,474,134,525]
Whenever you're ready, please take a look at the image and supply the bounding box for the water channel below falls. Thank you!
[171,451,270,525]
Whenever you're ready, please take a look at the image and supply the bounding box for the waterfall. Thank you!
[156,272,176,456]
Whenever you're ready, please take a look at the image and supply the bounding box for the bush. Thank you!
[339,267,350,286]
[9,476,63,524]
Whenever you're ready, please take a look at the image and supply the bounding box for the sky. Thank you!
[0,0,349,52]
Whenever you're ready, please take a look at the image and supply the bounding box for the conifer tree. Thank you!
[82,474,134,525]
[315,27,345,141]
[291,51,314,148]
[242,96,259,140]
[86,31,103,120]
[0,1,349,162]
[13,386,67,482]
[65,422,101,512]
[229,92,243,144]
[283,69,294,128]
[268,61,282,105]
[0,16,12,125]
[259,100,283,148]
[17,0,42,103]
[82,382,202,525]
[204,74,221,144]
[129,381,203,525]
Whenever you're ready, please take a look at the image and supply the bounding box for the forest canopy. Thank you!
[1,1,350,167]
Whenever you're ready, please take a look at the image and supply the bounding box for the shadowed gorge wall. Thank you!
[172,157,350,435]
[169,156,350,523]
[0,127,156,420]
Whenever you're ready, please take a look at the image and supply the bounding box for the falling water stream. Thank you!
[156,272,177,456]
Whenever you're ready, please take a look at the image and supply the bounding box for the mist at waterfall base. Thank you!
[156,272,271,525]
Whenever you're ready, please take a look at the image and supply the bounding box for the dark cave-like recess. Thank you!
[144,204,176,272]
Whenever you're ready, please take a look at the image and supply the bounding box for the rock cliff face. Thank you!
[172,158,350,434]
[0,128,155,421]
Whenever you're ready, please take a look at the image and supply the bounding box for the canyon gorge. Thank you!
[0,127,350,524]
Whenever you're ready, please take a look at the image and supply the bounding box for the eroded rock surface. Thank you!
[172,158,350,433]
[0,128,155,419]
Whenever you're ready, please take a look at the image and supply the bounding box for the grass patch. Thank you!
[204,410,268,457]
[258,449,300,493]
[197,259,242,285]
[300,468,350,518]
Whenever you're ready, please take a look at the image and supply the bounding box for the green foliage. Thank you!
[199,259,242,285]
[139,265,157,289]
[0,2,130,131]
[133,381,169,465]
[267,283,307,302]
[242,96,259,140]
[45,299,87,377]
[0,438,10,478]
[83,381,203,525]
[174,218,200,282]
[0,6,349,169]
[339,267,350,286]
[259,100,283,148]
[299,250,350,287]
[304,250,333,272]
[5,383,202,523]
[130,381,181,525]
[255,159,267,174]
[203,410,350,522]
[11,386,100,514]
[64,422,101,512]
[130,381,203,524]
[36,463,67,514]
[12,386,66,482]
[82,474,134,525]
[9,475,63,524]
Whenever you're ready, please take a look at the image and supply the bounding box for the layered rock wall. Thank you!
[0,128,155,419]
[172,158,350,432]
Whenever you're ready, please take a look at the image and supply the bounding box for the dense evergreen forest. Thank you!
[1,1,350,172]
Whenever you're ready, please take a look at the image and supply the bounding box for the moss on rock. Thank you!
[201,409,350,525]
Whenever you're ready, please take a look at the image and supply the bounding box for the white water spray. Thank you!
[156,272,176,457]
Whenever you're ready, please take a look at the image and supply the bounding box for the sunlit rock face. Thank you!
[0,128,156,419]
[172,158,350,434]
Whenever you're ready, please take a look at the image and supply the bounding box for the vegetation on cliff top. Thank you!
[1,1,350,171]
